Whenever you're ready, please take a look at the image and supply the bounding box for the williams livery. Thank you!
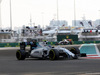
[16,42,86,60]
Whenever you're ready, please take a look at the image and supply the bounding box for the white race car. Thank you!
[16,42,86,60]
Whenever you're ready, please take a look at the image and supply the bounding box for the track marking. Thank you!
[82,54,100,59]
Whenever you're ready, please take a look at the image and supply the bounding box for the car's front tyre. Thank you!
[70,47,80,59]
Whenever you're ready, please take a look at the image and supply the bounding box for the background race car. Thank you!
[55,39,73,45]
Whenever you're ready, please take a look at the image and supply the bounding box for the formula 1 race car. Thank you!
[55,39,72,45]
[16,42,86,60]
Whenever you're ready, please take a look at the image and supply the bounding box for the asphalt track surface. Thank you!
[0,45,100,75]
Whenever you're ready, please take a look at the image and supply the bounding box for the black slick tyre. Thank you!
[70,47,80,54]
[49,49,59,60]
[70,47,80,59]
[16,50,26,60]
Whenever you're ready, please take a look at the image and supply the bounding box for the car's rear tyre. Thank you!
[49,49,59,60]
[16,50,26,60]
[70,47,80,59]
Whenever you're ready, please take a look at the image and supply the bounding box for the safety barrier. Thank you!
[0,43,20,47]
[0,41,100,47]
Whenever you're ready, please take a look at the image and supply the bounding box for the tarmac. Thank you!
[0,44,100,75]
